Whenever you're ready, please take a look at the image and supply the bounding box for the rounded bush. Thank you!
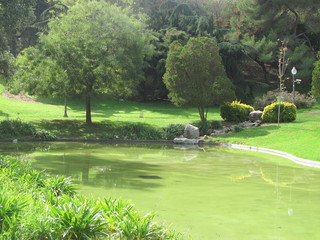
[262,102,297,123]
[220,101,254,123]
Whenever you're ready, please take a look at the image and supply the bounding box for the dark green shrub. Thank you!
[254,90,316,110]
[220,101,254,123]
[162,124,185,140]
[210,120,223,130]
[0,120,35,137]
[191,120,222,136]
[33,130,57,141]
[262,102,297,122]
[117,122,161,140]
[191,120,210,136]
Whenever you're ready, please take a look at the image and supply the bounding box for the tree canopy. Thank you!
[13,0,154,124]
[4,0,320,109]
[164,37,235,121]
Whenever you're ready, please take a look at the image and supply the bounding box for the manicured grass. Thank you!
[211,104,320,161]
[0,95,222,127]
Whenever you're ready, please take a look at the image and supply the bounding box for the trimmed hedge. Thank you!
[220,101,254,123]
[262,102,297,123]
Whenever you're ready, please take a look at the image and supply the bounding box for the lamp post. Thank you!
[291,67,297,104]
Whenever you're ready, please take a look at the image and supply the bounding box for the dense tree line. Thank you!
[1,0,320,122]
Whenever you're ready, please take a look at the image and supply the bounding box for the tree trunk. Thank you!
[205,107,208,121]
[85,93,92,124]
[198,106,207,122]
[257,60,268,83]
[284,3,299,36]
[63,95,68,117]
[249,55,268,83]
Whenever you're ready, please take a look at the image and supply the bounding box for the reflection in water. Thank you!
[138,175,162,179]
[0,142,320,240]
[230,167,294,187]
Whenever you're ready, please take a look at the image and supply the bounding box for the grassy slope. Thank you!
[212,104,320,161]
[0,93,319,161]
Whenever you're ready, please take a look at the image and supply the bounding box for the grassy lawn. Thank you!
[0,95,221,127]
[211,104,320,161]
[0,91,319,161]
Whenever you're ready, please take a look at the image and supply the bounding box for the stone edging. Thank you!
[203,142,320,169]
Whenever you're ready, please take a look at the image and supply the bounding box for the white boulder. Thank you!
[184,124,200,139]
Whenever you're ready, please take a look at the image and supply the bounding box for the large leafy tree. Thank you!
[14,0,153,124]
[163,37,235,121]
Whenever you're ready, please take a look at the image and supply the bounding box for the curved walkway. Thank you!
[205,142,320,169]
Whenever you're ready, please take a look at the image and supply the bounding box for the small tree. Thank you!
[163,37,235,121]
[312,59,320,99]
[277,40,290,126]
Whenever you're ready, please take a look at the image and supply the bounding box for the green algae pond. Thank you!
[1,142,320,240]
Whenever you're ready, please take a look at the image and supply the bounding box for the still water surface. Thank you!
[1,142,320,240]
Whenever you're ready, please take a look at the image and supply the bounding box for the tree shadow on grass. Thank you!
[32,119,93,138]
[0,110,10,118]
[89,100,204,120]
[34,95,218,120]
